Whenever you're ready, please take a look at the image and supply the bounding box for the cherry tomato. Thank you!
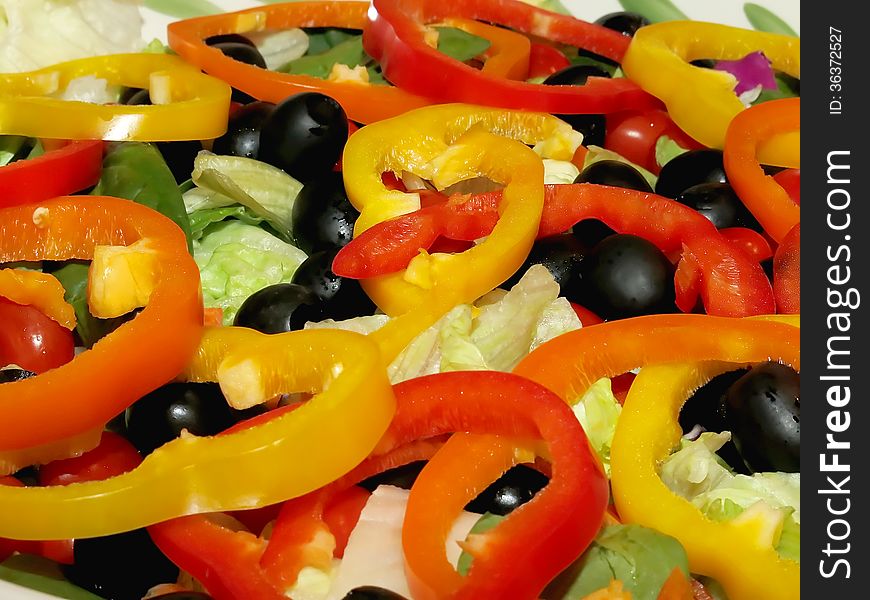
[773,224,800,314]
[773,169,800,205]
[719,227,774,262]
[0,297,75,373]
[605,109,703,174]
[528,43,571,79]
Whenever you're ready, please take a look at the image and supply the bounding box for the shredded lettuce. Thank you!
[185,152,304,241]
[0,0,144,72]
[194,221,308,325]
[543,159,581,185]
[654,136,689,169]
[660,432,800,561]
[571,378,622,475]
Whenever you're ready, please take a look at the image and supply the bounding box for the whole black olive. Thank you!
[359,461,427,492]
[291,172,359,254]
[574,159,653,193]
[502,234,585,293]
[725,362,800,473]
[342,587,409,600]
[211,42,267,69]
[157,140,203,184]
[594,11,651,37]
[655,149,727,199]
[212,101,276,159]
[291,249,377,321]
[675,182,762,231]
[258,92,349,183]
[465,465,549,516]
[543,64,612,86]
[205,33,256,48]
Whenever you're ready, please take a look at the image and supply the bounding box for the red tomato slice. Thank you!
[0,297,75,373]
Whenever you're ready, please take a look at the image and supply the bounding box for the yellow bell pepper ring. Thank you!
[0,327,395,541]
[622,21,799,163]
[610,317,800,600]
[0,54,232,141]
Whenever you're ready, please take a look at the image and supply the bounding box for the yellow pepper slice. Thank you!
[622,21,799,165]
[0,54,231,141]
[610,317,800,600]
[343,104,579,360]
[0,268,75,329]
[0,327,395,540]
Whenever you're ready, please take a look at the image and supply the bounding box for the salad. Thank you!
[0,1,800,600]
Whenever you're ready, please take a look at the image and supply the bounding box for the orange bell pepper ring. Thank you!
[167,1,432,124]
[724,97,800,243]
[0,196,203,452]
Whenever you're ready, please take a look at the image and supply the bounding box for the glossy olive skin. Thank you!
[465,465,549,516]
[725,362,800,473]
[291,172,359,254]
[556,113,606,147]
[234,283,325,334]
[0,368,35,383]
[679,368,751,474]
[291,249,377,321]
[594,11,651,36]
[543,64,612,86]
[205,33,256,48]
[63,529,179,600]
[342,587,409,600]
[655,149,727,199]
[125,382,239,456]
[359,461,426,492]
[212,42,267,69]
[502,234,585,293]
[259,93,349,183]
[157,140,203,184]
[574,159,653,193]
[675,182,761,231]
[576,234,676,320]
[212,101,276,159]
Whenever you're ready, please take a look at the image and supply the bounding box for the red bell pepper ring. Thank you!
[718,227,773,263]
[365,0,659,114]
[773,223,800,314]
[528,43,571,79]
[0,140,103,207]
[334,183,775,317]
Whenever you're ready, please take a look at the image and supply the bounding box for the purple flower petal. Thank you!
[714,51,778,96]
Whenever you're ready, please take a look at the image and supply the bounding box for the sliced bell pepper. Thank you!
[723,98,800,243]
[441,18,531,80]
[610,348,800,600]
[528,43,571,79]
[0,326,394,540]
[334,183,775,317]
[167,2,431,124]
[513,314,800,403]
[0,54,231,141]
[622,21,799,158]
[343,104,579,359]
[365,0,658,114]
[0,269,75,329]
[396,371,607,600]
[0,196,202,453]
[773,224,800,314]
[0,140,103,206]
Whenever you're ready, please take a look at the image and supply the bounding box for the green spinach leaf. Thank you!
[435,27,491,63]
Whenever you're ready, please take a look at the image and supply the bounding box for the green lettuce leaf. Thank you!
[571,378,622,475]
[543,524,689,600]
[194,221,307,325]
[655,136,689,169]
[93,142,192,250]
[304,28,358,55]
[186,152,304,241]
[188,206,269,241]
[0,554,101,600]
[435,27,490,62]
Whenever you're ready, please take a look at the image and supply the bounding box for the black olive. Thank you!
[679,369,751,474]
[543,64,612,86]
[234,283,325,334]
[125,382,240,456]
[465,465,549,516]
[594,11,650,37]
[725,362,800,473]
[258,93,349,183]
[205,33,256,48]
[12,466,39,486]
[576,234,676,320]
[150,594,213,600]
[63,529,179,600]
[572,220,617,248]
[156,140,203,184]
[123,88,151,105]
[0,368,36,383]
[556,114,607,147]
[502,234,585,293]
[291,172,359,254]
[655,149,727,199]
[675,182,761,231]
[359,461,427,492]
[291,249,377,321]
[212,42,267,69]
[342,587,409,600]
[574,159,653,193]
[212,101,275,159]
